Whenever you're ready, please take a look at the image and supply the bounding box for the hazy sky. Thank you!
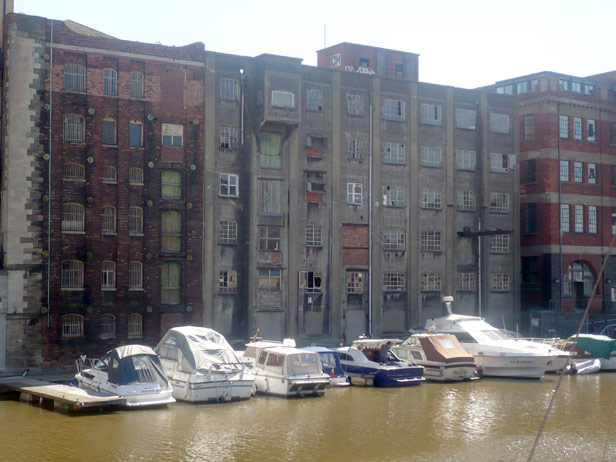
[14,0,616,88]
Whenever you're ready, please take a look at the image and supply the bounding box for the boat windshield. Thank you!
[286,353,321,376]
[458,320,508,343]
[319,352,337,368]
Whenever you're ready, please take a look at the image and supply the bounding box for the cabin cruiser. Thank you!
[75,345,175,408]
[302,346,349,386]
[155,326,255,402]
[393,333,478,382]
[250,345,330,397]
[337,339,424,387]
[568,334,616,372]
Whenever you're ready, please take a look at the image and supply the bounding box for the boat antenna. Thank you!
[443,296,454,315]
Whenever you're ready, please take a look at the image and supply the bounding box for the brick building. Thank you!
[0,13,519,369]
[485,73,616,331]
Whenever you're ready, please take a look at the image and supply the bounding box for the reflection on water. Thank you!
[1,374,615,462]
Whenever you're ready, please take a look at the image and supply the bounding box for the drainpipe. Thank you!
[478,217,482,318]
[368,90,373,337]
[557,102,563,313]
[47,20,53,327]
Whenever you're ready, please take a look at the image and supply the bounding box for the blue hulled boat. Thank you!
[302,346,349,386]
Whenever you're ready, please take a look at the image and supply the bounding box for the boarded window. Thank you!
[260,180,282,215]
[259,132,282,169]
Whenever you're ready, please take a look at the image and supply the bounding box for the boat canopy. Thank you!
[156,326,240,373]
[404,334,473,363]
[257,346,323,376]
[101,345,168,386]
[572,334,616,359]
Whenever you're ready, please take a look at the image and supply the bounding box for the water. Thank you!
[1,374,615,462]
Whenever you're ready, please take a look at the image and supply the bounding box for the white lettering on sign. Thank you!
[344,65,376,75]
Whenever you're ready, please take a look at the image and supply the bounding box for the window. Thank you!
[612,208,616,235]
[347,271,365,293]
[61,260,84,289]
[330,53,341,67]
[383,142,406,165]
[306,224,322,247]
[299,271,323,295]
[347,183,362,205]
[394,63,404,74]
[524,160,536,184]
[420,231,441,252]
[456,150,476,170]
[420,146,441,167]
[420,103,441,125]
[129,261,143,289]
[347,94,363,116]
[421,272,442,291]
[347,138,363,160]
[456,190,477,211]
[129,167,144,185]
[219,270,238,294]
[490,113,510,133]
[62,163,85,181]
[383,99,405,121]
[101,206,116,234]
[129,121,143,147]
[258,269,281,290]
[382,229,405,251]
[517,81,528,94]
[561,204,570,233]
[559,115,569,138]
[587,119,596,142]
[560,160,570,182]
[102,118,117,145]
[525,203,536,234]
[574,161,583,183]
[161,170,182,200]
[359,57,370,68]
[588,206,597,234]
[64,64,85,92]
[103,68,117,96]
[584,84,594,95]
[575,204,584,233]
[496,85,513,95]
[259,226,281,251]
[61,314,84,338]
[455,108,476,130]
[219,220,238,244]
[62,203,85,232]
[128,313,143,338]
[260,179,282,215]
[306,89,323,112]
[63,114,85,143]
[573,117,582,140]
[456,273,477,292]
[129,206,143,235]
[564,261,595,298]
[220,78,239,101]
[571,82,581,93]
[161,210,181,252]
[271,90,294,108]
[421,189,441,209]
[524,115,535,140]
[161,262,181,304]
[100,314,116,339]
[101,261,116,289]
[559,79,569,91]
[162,123,183,147]
[522,257,539,288]
[491,234,510,253]
[383,185,404,207]
[259,132,282,169]
[490,153,512,173]
[130,71,144,99]
[611,123,616,145]
[383,272,405,291]
[219,126,239,151]
[220,173,239,197]
[102,166,117,183]
[490,274,510,291]
[490,193,510,213]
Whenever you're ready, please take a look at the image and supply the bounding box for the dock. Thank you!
[0,376,125,414]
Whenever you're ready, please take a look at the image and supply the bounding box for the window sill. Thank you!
[102,144,118,148]
[129,233,145,237]
[62,178,86,182]
[64,141,86,146]
[62,230,85,234]
[101,288,117,292]
[61,288,85,292]
[218,241,238,245]
[64,89,87,95]
[129,183,145,186]
[128,288,144,292]
[129,146,145,150]
[102,181,117,185]
[102,232,117,236]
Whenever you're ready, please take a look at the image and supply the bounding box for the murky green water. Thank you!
[1,374,615,462]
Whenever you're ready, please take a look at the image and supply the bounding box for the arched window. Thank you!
[102,118,117,145]
[63,114,85,143]
[100,314,116,339]
[61,314,84,338]
[102,68,117,96]
[101,261,116,289]
[62,163,85,181]
[129,261,143,289]
[64,63,85,91]
[564,260,596,297]
[102,206,116,234]
[129,167,144,185]
[61,260,84,289]
[128,313,143,338]
[62,203,85,232]
[129,207,143,235]
[102,165,117,183]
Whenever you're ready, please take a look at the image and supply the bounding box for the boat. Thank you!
[250,345,330,397]
[393,333,479,382]
[75,344,175,408]
[155,326,255,403]
[337,339,424,387]
[568,334,616,372]
[302,346,350,386]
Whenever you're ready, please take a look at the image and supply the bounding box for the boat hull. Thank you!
[343,365,424,387]
[76,374,175,407]
[474,355,550,379]
[170,373,255,402]
[420,362,478,382]
[254,373,330,398]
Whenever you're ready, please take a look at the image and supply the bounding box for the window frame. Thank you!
[61,260,84,290]
[220,173,239,197]
[129,206,144,236]
[490,113,510,134]
[130,71,144,99]
[128,261,143,290]
[219,220,238,244]
[63,63,86,92]
[306,88,323,112]
[128,313,143,338]
[101,261,116,290]
[383,142,406,165]
[63,114,85,143]
[220,77,239,101]
[420,189,441,210]
[455,108,476,130]
[101,205,117,234]
[347,183,363,205]
[383,98,406,121]
[62,203,85,233]
[490,193,510,214]
[61,314,84,338]
[102,68,117,96]
[102,118,117,145]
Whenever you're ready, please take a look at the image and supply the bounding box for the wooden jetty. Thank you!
[0,376,125,414]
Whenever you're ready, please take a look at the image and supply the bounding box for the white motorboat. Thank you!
[251,345,330,398]
[155,326,255,403]
[569,334,616,372]
[337,339,424,387]
[393,333,479,382]
[75,345,175,408]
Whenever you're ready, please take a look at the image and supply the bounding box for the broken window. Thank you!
[299,271,322,293]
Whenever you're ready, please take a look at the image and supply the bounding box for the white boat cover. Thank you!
[402,334,474,363]
[114,344,158,359]
[156,326,241,373]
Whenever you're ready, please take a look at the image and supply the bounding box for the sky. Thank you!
[13,0,616,89]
